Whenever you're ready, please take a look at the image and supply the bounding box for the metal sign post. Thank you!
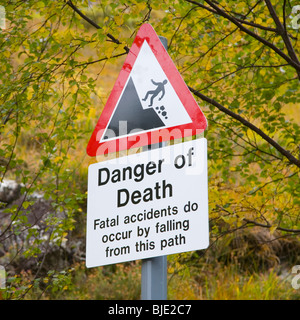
[141,37,168,300]
[141,254,167,300]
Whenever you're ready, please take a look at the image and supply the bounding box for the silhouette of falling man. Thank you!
[142,79,168,107]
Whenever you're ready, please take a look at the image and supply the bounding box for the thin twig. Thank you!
[66,0,129,53]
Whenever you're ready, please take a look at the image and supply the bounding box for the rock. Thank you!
[0,180,21,204]
[0,179,86,277]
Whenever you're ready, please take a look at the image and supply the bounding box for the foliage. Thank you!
[0,0,299,299]
[169,264,300,300]
[22,262,142,300]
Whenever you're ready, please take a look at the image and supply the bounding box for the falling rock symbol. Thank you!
[156,106,168,119]
[103,77,166,140]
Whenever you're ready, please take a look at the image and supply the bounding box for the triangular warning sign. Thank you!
[87,23,207,157]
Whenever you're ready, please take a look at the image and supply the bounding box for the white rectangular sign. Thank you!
[86,139,209,268]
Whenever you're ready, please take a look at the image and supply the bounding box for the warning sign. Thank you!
[86,24,207,156]
[86,139,209,268]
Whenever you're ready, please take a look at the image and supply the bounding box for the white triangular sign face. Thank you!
[129,41,192,128]
[101,41,192,142]
[87,24,207,156]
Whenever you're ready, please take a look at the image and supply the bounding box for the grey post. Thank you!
[141,36,168,300]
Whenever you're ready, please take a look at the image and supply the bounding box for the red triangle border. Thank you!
[86,23,207,157]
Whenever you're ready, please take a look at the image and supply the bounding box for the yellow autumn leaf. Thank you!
[115,15,124,26]
[106,45,116,59]
[235,34,242,42]
[61,232,68,241]
[3,51,10,58]
[205,60,211,71]
[134,2,147,13]
[260,68,266,76]
[200,45,209,52]
[53,156,63,163]
[256,17,263,24]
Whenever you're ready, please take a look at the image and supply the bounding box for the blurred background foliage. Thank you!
[0,0,299,299]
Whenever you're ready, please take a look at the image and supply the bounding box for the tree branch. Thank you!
[234,16,277,32]
[66,0,129,53]
[186,0,300,77]
[188,86,300,168]
[75,52,128,67]
[264,0,300,79]
[243,218,300,233]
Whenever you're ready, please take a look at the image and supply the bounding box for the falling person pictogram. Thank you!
[142,79,168,107]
